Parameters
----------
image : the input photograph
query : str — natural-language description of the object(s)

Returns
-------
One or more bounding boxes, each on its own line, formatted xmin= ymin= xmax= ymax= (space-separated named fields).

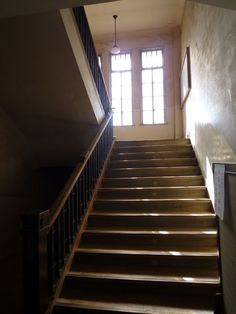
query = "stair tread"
xmin=107 ymin=166 xmax=199 ymax=170
xmin=90 ymin=212 xmax=215 ymax=217
xmin=84 ymin=229 xmax=217 ymax=235
xmin=55 ymin=298 xmax=215 ymax=314
xmin=99 ymin=186 xmax=207 ymax=191
xmin=96 ymin=198 xmax=211 ymax=202
xmin=110 ymin=157 xmax=196 ymax=161
xmin=76 ymin=248 xmax=219 ymax=256
xmin=103 ymin=175 xmax=204 ymax=179
xmin=67 ymin=271 xmax=220 ymax=285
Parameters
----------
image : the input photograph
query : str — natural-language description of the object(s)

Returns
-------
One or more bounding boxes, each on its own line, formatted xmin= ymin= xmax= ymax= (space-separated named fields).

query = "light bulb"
xmin=111 ymin=45 xmax=120 ymax=54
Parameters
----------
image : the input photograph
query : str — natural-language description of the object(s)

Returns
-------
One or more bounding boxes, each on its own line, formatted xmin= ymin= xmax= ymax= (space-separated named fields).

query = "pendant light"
xmin=111 ymin=15 xmax=120 ymax=54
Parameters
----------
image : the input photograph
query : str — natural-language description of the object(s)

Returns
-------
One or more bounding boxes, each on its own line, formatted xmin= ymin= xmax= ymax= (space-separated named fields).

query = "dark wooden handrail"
xmin=73 ymin=6 xmax=110 ymax=114
xmin=49 ymin=112 xmax=112 ymax=228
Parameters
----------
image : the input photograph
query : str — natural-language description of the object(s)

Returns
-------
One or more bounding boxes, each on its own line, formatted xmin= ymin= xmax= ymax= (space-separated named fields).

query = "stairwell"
xmin=52 ymin=139 xmax=220 ymax=313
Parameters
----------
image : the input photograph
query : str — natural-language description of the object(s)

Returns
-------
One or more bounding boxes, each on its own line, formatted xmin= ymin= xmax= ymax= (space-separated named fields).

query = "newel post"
xmin=22 ymin=210 xmax=50 ymax=314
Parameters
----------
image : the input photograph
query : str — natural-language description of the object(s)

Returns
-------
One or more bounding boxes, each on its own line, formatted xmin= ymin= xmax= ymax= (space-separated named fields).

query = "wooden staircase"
xmin=52 ymin=139 xmax=220 ymax=314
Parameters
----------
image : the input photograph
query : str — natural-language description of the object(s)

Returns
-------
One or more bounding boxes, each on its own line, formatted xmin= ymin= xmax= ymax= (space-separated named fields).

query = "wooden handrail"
xmin=49 ymin=112 xmax=112 ymax=229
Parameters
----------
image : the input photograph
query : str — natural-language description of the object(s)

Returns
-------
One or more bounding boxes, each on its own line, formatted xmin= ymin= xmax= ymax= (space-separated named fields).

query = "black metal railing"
xmin=73 ymin=6 xmax=110 ymax=115
xmin=22 ymin=113 xmax=113 ymax=314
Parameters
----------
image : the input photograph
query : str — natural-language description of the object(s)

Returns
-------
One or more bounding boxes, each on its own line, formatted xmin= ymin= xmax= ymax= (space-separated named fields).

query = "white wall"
xmin=181 ymin=2 xmax=236 ymax=313
xmin=95 ymin=28 xmax=183 ymax=141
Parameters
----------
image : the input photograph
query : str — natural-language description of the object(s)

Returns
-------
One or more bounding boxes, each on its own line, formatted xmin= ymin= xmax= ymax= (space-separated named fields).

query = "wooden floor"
xmin=52 ymin=139 xmax=220 ymax=314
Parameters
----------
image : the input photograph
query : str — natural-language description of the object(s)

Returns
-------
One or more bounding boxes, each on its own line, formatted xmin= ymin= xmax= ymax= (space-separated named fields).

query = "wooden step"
xmin=113 ymin=144 xmax=193 ymax=153
xmin=108 ymin=158 xmax=198 ymax=168
xmin=71 ymin=248 xmax=219 ymax=278
xmin=87 ymin=213 xmax=216 ymax=230
xmin=52 ymin=139 xmax=219 ymax=314
xmin=101 ymin=176 xmax=205 ymax=188
xmin=80 ymin=230 xmax=217 ymax=251
xmin=53 ymin=298 xmax=216 ymax=314
xmin=115 ymin=139 xmax=190 ymax=147
xmin=105 ymin=166 xmax=201 ymax=178
xmin=94 ymin=198 xmax=213 ymax=213
xmin=111 ymin=150 xmax=195 ymax=160
xmin=97 ymin=187 xmax=208 ymax=199
xmin=60 ymin=272 xmax=220 ymax=303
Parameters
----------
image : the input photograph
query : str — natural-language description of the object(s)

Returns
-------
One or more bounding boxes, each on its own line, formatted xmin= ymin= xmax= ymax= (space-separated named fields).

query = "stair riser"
xmin=108 ymin=159 xmax=198 ymax=168
xmin=101 ymin=177 xmax=205 ymax=188
xmin=113 ymin=145 xmax=193 ymax=153
xmin=61 ymin=277 xmax=219 ymax=302
xmin=111 ymin=151 xmax=195 ymax=160
xmin=116 ymin=139 xmax=190 ymax=147
xmin=97 ymin=188 xmax=208 ymax=199
xmin=87 ymin=215 xmax=216 ymax=230
xmin=94 ymin=200 xmax=213 ymax=213
xmin=105 ymin=167 xmax=201 ymax=178
xmin=72 ymin=253 xmax=219 ymax=276
xmin=81 ymin=233 xmax=217 ymax=251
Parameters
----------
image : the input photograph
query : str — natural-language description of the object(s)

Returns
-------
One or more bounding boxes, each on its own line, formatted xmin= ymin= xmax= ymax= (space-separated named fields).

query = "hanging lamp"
xmin=111 ymin=15 xmax=120 ymax=54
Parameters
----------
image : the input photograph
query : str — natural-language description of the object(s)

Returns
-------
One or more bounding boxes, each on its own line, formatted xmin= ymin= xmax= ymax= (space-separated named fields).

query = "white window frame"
xmin=110 ymin=51 xmax=133 ymax=127
xmin=141 ymin=48 xmax=166 ymax=125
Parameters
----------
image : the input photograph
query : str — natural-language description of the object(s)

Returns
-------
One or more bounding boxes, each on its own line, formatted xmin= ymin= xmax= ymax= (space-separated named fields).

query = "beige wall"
xmin=181 ymin=2 xmax=236 ymax=313
xmin=94 ymin=28 xmax=183 ymax=141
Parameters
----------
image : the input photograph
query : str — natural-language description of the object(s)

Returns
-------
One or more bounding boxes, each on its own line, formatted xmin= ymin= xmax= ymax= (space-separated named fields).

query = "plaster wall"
xmin=0 ymin=0 xmax=118 ymax=19
xmin=95 ymin=28 xmax=183 ymax=141
xmin=0 ymin=11 xmax=104 ymax=167
xmin=181 ymin=2 xmax=236 ymax=313
xmin=0 ymin=106 xmax=35 ymax=313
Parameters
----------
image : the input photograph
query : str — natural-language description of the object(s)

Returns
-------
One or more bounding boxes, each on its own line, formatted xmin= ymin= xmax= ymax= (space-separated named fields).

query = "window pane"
xmin=113 ymin=111 xmax=122 ymax=126
xmin=112 ymin=84 xmax=121 ymax=99
xmin=112 ymin=99 xmax=121 ymax=111
xmin=122 ymin=99 xmax=132 ymax=111
xmin=143 ymin=111 xmax=153 ymax=124
xmin=112 ymin=72 xmax=121 ymax=87
xmin=156 ymin=50 xmax=163 ymax=67
xmin=154 ymin=110 xmax=165 ymax=124
xmin=121 ymin=72 xmax=132 ymax=99
xmin=154 ymin=97 xmax=164 ymax=110
xmin=143 ymin=97 xmax=152 ymax=111
xmin=122 ymin=111 xmax=132 ymax=126
xmin=153 ymin=69 xmax=163 ymax=83
xmin=142 ymin=50 xmax=163 ymax=68
xmin=142 ymin=70 xmax=152 ymax=83
xmin=112 ymin=73 xmax=121 ymax=99
xmin=142 ymin=84 xmax=152 ymax=97
xmin=111 ymin=52 xmax=132 ymax=126
xmin=153 ymin=83 xmax=163 ymax=97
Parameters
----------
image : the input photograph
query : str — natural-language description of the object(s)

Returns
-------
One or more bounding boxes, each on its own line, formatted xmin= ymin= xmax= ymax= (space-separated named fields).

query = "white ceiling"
xmin=85 ymin=0 xmax=186 ymax=37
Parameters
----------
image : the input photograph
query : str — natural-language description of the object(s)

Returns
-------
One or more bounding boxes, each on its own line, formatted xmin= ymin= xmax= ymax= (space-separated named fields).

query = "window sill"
xmin=139 ymin=122 xmax=168 ymax=126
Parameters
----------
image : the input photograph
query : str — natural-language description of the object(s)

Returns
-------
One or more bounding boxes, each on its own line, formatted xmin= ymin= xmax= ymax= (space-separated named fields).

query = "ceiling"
xmin=85 ymin=0 xmax=186 ymax=38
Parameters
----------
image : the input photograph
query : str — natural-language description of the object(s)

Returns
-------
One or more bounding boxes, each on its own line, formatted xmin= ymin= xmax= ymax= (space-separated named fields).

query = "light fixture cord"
xmin=113 ymin=15 xmax=118 ymax=46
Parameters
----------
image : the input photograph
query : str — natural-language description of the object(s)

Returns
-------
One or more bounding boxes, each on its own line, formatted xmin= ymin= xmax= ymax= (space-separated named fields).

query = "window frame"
xmin=140 ymin=48 xmax=166 ymax=126
xmin=110 ymin=50 xmax=134 ymax=127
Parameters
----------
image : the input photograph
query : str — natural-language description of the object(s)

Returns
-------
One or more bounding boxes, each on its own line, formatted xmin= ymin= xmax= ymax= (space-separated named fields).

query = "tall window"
xmin=111 ymin=52 xmax=132 ymax=126
xmin=141 ymin=49 xmax=165 ymax=124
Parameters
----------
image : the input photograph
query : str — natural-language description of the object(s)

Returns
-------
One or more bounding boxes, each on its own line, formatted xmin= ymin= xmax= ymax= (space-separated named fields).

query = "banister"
xmin=73 ymin=6 xmax=111 ymax=114
xmin=22 ymin=6 xmax=114 ymax=312
xmin=22 ymin=113 xmax=113 ymax=314
xmin=49 ymin=112 xmax=112 ymax=228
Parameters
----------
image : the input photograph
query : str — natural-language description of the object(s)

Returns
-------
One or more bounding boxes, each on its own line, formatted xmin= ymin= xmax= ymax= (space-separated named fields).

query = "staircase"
xmin=52 ymin=139 xmax=220 ymax=314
